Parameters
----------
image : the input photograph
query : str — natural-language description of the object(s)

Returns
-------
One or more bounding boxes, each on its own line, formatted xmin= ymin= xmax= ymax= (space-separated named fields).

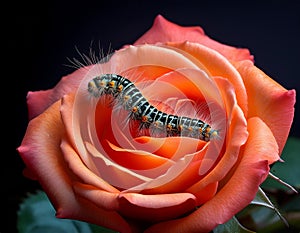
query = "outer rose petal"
xmin=17 ymin=100 xmax=75 ymax=210
xmin=134 ymin=15 xmax=254 ymax=62
xmin=26 ymin=90 xmax=52 ymax=120
xmin=145 ymin=117 xmax=273 ymax=233
xmin=27 ymin=67 xmax=90 ymax=119
xmin=18 ymin=98 xmax=132 ymax=233
xmin=233 ymin=60 xmax=296 ymax=154
xmin=244 ymin=117 xmax=279 ymax=164
xmin=57 ymin=194 xmax=132 ymax=233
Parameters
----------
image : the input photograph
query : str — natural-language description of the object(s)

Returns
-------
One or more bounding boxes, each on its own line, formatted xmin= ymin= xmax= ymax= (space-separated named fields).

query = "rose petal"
xmin=124 ymin=153 xmax=196 ymax=193
xmin=17 ymin=99 xmax=75 ymax=210
xmin=18 ymin=99 xmax=130 ymax=231
xmin=122 ymin=65 xmax=173 ymax=82
xmin=141 ymin=69 xmax=207 ymax=105
xmin=134 ymin=136 xmax=206 ymax=159
xmin=234 ymin=60 xmax=296 ymax=153
xmin=61 ymin=140 xmax=120 ymax=193
xmin=136 ymin=68 xmax=227 ymax=136
xmin=105 ymin=140 xmax=175 ymax=170
xmin=27 ymin=90 xmax=52 ymax=120
xmin=134 ymin=15 xmax=254 ymax=62
xmin=61 ymin=93 xmax=104 ymax=174
xmin=166 ymin=41 xmax=248 ymax=115
xmin=61 ymin=92 xmax=142 ymax=187
xmin=187 ymin=77 xmax=248 ymax=193
xmin=94 ymin=97 xmax=137 ymax=150
xmin=27 ymin=67 xmax=91 ymax=119
xmin=145 ymin=118 xmax=272 ymax=233
xmin=74 ymin=182 xmax=198 ymax=223
xmin=85 ymin=141 xmax=152 ymax=190
xmin=56 ymin=194 xmax=132 ymax=233
xmin=72 ymin=182 xmax=119 ymax=210
xmin=192 ymin=181 xmax=218 ymax=206
xmin=63 ymin=89 xmax=206 ymax=191
xmin=244 ymin=117 xmax=280 ymax=164
xmin=85 ymin=140 xmax=208 ymax=194
xmin=118 ymin=192 xmax=197 ymax=222
xmin=140 ymin=151 xmax=211 ymax=196
xmin=146 ymin=161 xmax=270 ymax=233
xmin=112 ymin=43 xmax=200 ymax=73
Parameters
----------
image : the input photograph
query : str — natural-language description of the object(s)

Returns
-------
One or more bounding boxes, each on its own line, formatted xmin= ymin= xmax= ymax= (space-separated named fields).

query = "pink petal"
xmin=26 ymin=90 xmax=52 ymax=120
xmin=26 ymin=67 xmax=90 ymax=119
xmin=118 ymin=192 xmax=196 ymax=222
xmin=134 ymin=15 xmax=254 ymax=62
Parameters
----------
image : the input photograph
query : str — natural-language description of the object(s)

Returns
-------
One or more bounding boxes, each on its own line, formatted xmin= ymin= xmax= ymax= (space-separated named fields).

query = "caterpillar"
xmin=88 ymin=73 xmax=219 ymax=142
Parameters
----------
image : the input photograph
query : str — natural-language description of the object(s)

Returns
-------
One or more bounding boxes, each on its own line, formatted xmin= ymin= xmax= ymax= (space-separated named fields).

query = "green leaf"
xmin=17 ymin=190 xmax=93 ymax=233
xmin=89 ymin=224 xmax=119 ymax=233
xmin=213 ymin=216 xmax=255 ymax=233
xmin=251 ymin=187 xmax=288 ymax=227
xmin=262 ymin=137 xmax=300 ymax=191
xmin=255 ymin=211 xmax=300 ymax=233
xmin=282 ymin=193 xmax=300 ymax=212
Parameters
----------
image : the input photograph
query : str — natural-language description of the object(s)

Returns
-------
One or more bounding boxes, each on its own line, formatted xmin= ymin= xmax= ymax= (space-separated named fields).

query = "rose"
xmin=17 ymin=15 xmax=295 ymax=233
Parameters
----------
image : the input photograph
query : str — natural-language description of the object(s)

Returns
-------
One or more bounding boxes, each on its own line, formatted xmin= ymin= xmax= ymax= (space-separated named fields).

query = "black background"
xmin=8 ymin=1 xmax=300 ymax=233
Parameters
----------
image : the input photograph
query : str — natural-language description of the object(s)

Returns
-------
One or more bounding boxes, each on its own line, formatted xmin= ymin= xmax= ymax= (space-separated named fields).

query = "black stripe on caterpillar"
xmin=88 ymin=73 xmax=219 ymax=142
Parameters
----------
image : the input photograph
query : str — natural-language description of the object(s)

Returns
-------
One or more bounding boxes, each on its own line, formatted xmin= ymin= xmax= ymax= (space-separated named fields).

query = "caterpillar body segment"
xmin=88 ymin=74 xmax=219 ymax=142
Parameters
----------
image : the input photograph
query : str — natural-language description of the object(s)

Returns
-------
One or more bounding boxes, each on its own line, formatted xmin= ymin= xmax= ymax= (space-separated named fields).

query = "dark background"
xmin=8 ymin=0 xmax=300 ymax=233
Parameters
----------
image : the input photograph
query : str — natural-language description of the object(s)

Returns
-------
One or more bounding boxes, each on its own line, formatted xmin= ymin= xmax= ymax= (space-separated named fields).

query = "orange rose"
xmin=17 ymin=15 xmax=296 ymax=232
